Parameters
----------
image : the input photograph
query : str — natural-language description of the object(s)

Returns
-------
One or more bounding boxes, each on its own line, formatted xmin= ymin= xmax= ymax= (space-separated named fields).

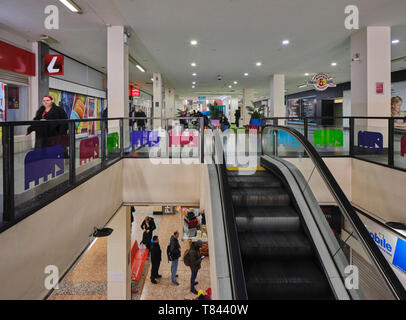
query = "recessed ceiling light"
xmin=151 ymin=78 xmax=154 ymax=81
xmin=233 ymin=81 xmax=238 ymax=84
xmin=191 ymin=62 xmax=197 ymax=67
xmin=282 ymin=40 xmax=290 ymax=45
xmin=305 ymin=73 xmax=309 ymax=76
xmin=244 ymin=73 xmax=249 ymax=76
xmin=256 ymin=62 xmax=262 ymax=67
xmin=192 ymin=81 xmax=196 ymax=85
xmin=190 ymin=40 xmax=198 ymax=46
xmin=59 ymin=0 xmax=82 ymax=13
xmin=192 ymin=73 xmax=197 ymax=76
xmin=192 ymin=85 xmax=196 ymax=88
xmin=392 ymin=39 xmax=400 ymax=44
xmin=331 ymin=62 xmax=337 ymax=66
xmin=228 ymin=85 xmax=232 ymax=88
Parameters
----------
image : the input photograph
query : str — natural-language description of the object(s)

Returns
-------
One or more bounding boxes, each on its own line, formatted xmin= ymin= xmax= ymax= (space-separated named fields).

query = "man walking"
xmin=189 ymin=240 xmax=203 ymax=294
xmin=135 ymin=108 xmax=147 ymax=131
xmin=169 ymin=231 xmax=181 ymax=285
xmin=150 ymin=235 xmax=162 ymax=284
xmin=235 ymin=108 xmax=241 ymax=128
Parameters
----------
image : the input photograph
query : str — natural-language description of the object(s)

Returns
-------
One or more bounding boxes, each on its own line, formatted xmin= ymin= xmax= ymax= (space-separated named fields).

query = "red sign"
xmin=0 ymin=40 xmax=35 ymax=76
xmin=44 ymin=54 xmax=64 ymax=76
xmin=132 ymin=88 xmax=140 ymax=97
xmin=376 ymin=82 xmax=384 ymax=94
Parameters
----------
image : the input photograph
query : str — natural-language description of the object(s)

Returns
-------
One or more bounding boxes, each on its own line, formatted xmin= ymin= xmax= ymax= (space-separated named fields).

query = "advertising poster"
xmin=49 ymin=89 xmax=62 ymax=106
xmin=87 ymin=97 xmax=95 ymax=136
xmin=0 ymin=82 xmax=5 ymax=138
xmin=60 ymin=91 xmax=75 ymax=118
xmin=72 ymin=94 xmax=87 ymax=134
xmin=7 ymin=87 xmax=19 ymax=109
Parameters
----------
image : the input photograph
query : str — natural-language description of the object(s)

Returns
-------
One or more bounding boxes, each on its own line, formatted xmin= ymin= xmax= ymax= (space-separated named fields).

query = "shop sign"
xmin=307 ymin=73 xmax=336 ymax=91
xmin=376 ymin=82 xmax=384 ymax=95
xmin=132 ymin=88 xmax=140 ymax=97
xmin=45 ymin=54 xmax=64 ymax=76
xmin=0 ymin=40 xmax=35 ymax=76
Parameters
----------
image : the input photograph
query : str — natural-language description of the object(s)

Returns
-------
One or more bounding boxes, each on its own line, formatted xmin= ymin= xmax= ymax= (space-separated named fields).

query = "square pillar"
xmin=153 ymin=73 xmax=162 ymax=128
xmin=269 ymin=74 xmax=285 ymax=123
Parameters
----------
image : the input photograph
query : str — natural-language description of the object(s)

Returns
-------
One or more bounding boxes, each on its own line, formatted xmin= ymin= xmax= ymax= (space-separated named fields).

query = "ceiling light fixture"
xmin=59 ymin=0 xmax=82 ymax=13
xmin=192 ymin=85 xmax=196 ymax=88
xmin=192 ymin=81 xmax=196 ymax=85
xmin=282 ymin=40 xmax=290 ymax=45
xmin=192 ymin=73 xmax=197 ymax=76
xmin=233 ymin=81 xmax=238 ymax=84
xmin=331 ymin=62 xmax=337 ymax=66
xmin=244 ymin=73 xmax=249 ymax=76
xmin=190 ymin=40 xmax=198 ymax=46
xmin=191 ymin=62 xmax=197 ymax=67
xmin=305 ymin=73 xmax=309 ymax=76
xmin=136 ymin=65 xmax=146 ymax=73
xmin=298 ymin=84 xmax=307 ymax=88
xmin=228 ymin=85 xmax=232 ymax=88
xmin=256 ymin=62 xmax=262 ymax=67
xmin=392 ymin=39 xmax=400 ymax=44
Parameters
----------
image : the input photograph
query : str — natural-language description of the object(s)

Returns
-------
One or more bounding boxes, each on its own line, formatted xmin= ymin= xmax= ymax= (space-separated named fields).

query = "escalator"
xmin=211 ymin=125 xmax=406 ymax=300
xmin=228 ymin=168 xmax=334 ymax=299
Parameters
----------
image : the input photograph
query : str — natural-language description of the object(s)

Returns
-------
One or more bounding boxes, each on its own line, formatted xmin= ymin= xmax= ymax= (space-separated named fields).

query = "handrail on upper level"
xmin=261 ymin=124 xmax=406 ymax=300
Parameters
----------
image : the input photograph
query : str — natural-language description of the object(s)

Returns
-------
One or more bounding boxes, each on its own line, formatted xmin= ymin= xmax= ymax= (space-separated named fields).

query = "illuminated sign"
xmin=307 ymin=73 xmax=336 ymax=91
xmin=44 ymin=54 xmax=64 ymax=76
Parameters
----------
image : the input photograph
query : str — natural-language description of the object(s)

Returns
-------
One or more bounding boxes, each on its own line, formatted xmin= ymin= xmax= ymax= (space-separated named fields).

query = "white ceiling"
xmin=1 ymin=0 xmax=406 ymax=99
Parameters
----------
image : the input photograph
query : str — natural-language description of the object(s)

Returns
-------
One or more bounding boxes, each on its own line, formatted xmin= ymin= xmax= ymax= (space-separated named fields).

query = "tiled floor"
xmin=49 ymin=237 xmax=107 ymax=300
xmin=131 ymin=208 xmax=211 ymax=301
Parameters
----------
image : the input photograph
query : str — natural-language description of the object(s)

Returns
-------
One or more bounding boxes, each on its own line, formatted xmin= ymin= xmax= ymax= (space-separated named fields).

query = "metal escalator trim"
xmin=262 ymin=124 xmax=406 ymax=300
xmin=261 ymin=155 xmax=351 ymax=300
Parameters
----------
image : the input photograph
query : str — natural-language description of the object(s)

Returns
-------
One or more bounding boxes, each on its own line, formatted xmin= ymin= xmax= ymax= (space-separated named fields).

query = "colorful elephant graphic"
xmin=277 ymin=131 xmax=300 ymax=147
xmin=169 ymin=130 xmax=198 ymax=147
xmin=401 ymin=136 xmax=406 ymax=157
xmin=107 ymin=132 xmax=119 ymax=153
xmin=24 ymin=145 xmax=65 ymax=190
xmin=313 ymin=130 xmax=343 ymax=147
xmin=358 ymin=131 xmax=383 ymax=152
xmin=79 ymin=137 xmax=100 ymax=165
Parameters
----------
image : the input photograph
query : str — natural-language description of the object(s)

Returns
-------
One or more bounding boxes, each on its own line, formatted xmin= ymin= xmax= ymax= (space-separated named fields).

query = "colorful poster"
xmin=60 ymin=91 xmax=74 ymax=118
xmin=87 ymin=97 xmax=95 ymax=135
xmin=49 ymin=89 xmax=61 ymax=106
xmin=0 ymin=82 xmax=5 ymax=122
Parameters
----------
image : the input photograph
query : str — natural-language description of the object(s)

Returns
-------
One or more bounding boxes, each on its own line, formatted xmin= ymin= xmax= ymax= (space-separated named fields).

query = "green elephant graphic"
xmin=313 ymin=130 xmax=343 ymax=147
xmin=107 ymin=132 xmax=119 ymax=153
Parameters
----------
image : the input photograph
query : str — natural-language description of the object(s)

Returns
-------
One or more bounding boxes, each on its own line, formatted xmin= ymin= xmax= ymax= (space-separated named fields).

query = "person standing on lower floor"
xmin=150 ymin=236 xmax=162 ymax=284
xmin=169 ymin=231 xmax=181 ymax=285
xmin=189 ymin=240 xmax=203 ymax=294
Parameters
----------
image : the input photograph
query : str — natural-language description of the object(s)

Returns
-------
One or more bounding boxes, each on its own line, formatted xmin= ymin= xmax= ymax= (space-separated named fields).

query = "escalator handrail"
xmin=262 ymin=124 xmax=406 ymax=300
xmin=213 ymin=130 xmax=248 ymax=300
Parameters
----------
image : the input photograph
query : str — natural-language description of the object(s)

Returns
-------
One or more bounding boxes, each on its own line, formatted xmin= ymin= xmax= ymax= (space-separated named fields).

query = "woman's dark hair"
xmin=152 ymin=235 xmax=158 ymax=241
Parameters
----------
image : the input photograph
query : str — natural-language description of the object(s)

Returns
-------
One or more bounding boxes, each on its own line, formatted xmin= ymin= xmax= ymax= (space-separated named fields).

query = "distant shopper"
xmin=27 ymin=95 xmax=69 ymax=150
xmin=169 ymin=231 xmax=181 ymax=285
xmin=129 ymin=106 xmax=136 ymax=131
xmin=235 ymin=108 xmax=241 ymax=128
xmin=141 ymin=216 xmax=156 ymax=250
xmin=150 ymin=236 xmax=162 ymax=284
xmin=188 ymin=240 xmax=204 ymax=294
xmin=135 ymin=108 xmax=147 ymax=131
xmin=180 ymin=110 xmax=188 ymax=129
xmin=220 ymin=114 xmax=230 ymax=131
xmin=391 ymin=96 xmax=406 ymax=129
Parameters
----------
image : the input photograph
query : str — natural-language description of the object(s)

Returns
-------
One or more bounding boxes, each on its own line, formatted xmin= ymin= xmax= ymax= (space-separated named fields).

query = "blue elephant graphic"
xmin=130 ymin=131 xmax=160 ymax=148
xmin=277 ymin=131 xmax=300 ymax=147
xmin=24 ymin=145 xmax=65 ymax=190
xmin=358 ymin=131 xmax=383 ymax=152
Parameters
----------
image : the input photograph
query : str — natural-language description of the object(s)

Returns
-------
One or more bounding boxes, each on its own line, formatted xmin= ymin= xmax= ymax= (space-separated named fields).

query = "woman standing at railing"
xmin=391 ymin=96 xmax=406 ymax=129
xmin=26 ymin=95 xmax=69 ymax=150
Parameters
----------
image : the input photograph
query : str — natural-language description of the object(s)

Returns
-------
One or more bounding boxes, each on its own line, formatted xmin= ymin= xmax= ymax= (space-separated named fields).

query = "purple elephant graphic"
xmin=358 ymin=131 xmax=383 ymax=152
xmin=24 ymin=145 xmax=65 ymax=190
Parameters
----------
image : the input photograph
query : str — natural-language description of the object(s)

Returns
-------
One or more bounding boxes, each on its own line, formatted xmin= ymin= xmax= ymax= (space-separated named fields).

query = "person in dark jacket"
xmin=220 ymin=114 xmax=230 ymax=131
xmin=150 ymin=235 xmax=162 ymax=284
xmin=141 ymin=216 xmax=156 ymax=250
xmin=169 ymin=231 xmax=181 ymax=285
xmin=27 ymin=95 xmax=68 ymax=150
xmin=189 ymin=240 xmax=203 ymax=294
xmin=135 ymin=108 xmax=147 ymax=131
xmin=234 ymin=108 xmax=241 ymax=128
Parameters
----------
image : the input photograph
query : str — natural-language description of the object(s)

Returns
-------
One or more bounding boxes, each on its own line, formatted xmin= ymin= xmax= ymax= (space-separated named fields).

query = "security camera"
xmin=217 ymin=75 xmax=223 ymax=81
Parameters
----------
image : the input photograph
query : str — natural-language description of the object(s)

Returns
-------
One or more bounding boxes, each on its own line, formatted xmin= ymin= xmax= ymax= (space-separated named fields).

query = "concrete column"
xmin=242 ymin=88 xmax=254 ymax=126
xmin=269 ymin=74 xmax=285 ymax=123
xmin=107 ymin=26 xmax=129 ymax=119
xmin=165 ymin=88 xmax=175 ymax=119
xmin=153 ymin=73 xmax=162 ymax=127
xmin=351 ymin=26 xmax=391 ymax=128
xmin=107 ymin=206 xmax=131 ymax=300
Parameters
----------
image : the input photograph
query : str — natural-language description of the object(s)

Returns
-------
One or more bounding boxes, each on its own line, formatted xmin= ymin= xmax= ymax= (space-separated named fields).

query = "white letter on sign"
xmin=345 ymin=5 xmax=359 ymax=30
xmin=44 ymin=5 xmax=59 ymax=30
xmin=44 ymin=265 xmax=59 ymax=290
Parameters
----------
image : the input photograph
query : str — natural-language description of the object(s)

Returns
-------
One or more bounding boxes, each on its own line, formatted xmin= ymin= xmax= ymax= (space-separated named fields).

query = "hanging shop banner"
xmin=359 ymin=214 xmax=406 ymax=288
xmin=0 ymin=40 xmax=35 ymax=76
xmin=44 ymin=54 xmax=64 ymax=76
xmin=132 ymin=88 xmax=140 ymax=97
xmin=307 ymin=73 xmax=336 ymax=91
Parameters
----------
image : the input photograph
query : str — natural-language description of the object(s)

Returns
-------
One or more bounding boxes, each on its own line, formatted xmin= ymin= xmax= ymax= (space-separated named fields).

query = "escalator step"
xmin=232 ymin=188 xmax=291 ymax=207
xmin=244 ymin=260 xmax=333 ymax=300
xmin=228 ymin=174 xmax=282 ymax=188
xmin=238 ymin=232 xmax=314 ymax=260
xmin=235 ymin=206 xmax=300 ymax=232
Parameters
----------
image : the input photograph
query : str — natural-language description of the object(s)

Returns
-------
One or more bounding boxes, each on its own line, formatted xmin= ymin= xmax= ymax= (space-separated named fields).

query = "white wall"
xmin=122 ymin=159 xmax=201 ymax=205
xmin=0 ymin=162 xmax=123 ymax=299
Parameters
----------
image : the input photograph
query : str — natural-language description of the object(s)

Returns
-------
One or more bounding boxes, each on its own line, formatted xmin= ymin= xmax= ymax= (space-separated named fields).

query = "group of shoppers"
xmin=129 ymin=106 xmax=147 ymax=131
xmin=145 ymin=225 xmax=204 ymax=294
